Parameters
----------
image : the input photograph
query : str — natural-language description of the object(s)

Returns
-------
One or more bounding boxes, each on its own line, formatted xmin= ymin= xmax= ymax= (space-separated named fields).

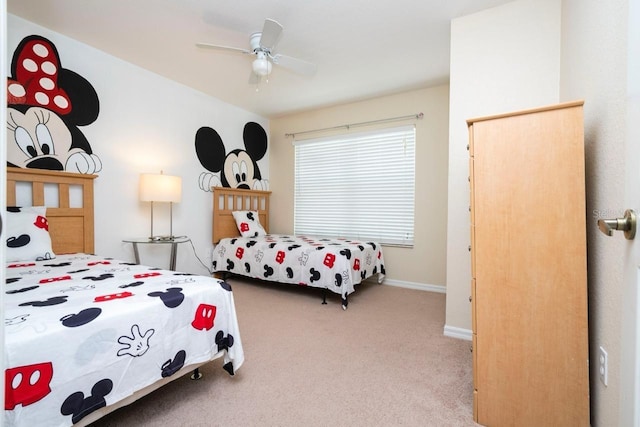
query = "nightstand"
xmin=123 ymin=237 xmax=190 ymax=271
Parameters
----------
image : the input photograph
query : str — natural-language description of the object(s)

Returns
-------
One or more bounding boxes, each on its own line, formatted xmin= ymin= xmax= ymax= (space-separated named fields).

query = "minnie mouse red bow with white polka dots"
xmin=7 ymin=37 xmax=72 ymax=115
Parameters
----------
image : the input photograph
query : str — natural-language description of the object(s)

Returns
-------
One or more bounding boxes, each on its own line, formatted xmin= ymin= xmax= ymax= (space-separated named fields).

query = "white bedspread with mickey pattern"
xmin=4 ymin=254 xmax=244 ymax=427
xmin=212 ymin=234 xmax=386 ymax=306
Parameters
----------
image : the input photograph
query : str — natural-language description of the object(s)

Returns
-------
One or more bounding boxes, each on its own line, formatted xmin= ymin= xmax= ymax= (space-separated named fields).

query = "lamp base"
xmin=149 ymin=235 xmax=176 ymax=241
xmin=148 ymin=235 xmax=186 ymax=242
xmin=148 ymin=201 xmax=181 ymax=242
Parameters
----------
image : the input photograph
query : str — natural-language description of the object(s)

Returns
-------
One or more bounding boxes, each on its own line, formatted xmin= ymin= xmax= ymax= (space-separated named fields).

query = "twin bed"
xmin=4 ymin=167 xmax=244 ymax=427
xmin=3 ymin=168 xmax=386 ymax=426
xmin=210 ymin=187 xmax=386 ymax=309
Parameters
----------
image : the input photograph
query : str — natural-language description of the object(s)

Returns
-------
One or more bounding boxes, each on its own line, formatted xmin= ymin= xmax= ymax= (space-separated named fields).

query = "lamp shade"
xmin=139 ymin=173 xmax=182 ymax=203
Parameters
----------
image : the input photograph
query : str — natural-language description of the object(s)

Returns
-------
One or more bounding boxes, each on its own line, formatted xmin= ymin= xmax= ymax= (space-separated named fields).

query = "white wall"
xmin=561 ymin=0 xmax=630 ymax=425
xmin=270 ymin=86 xmax=450 ymax=289
xmin=450 ymin=1 xmax=635 ymax=423
xmin=445 ymin=0 xmax=562 ymax=336
xmin=7 ymin=15 xmax=269 ymax=274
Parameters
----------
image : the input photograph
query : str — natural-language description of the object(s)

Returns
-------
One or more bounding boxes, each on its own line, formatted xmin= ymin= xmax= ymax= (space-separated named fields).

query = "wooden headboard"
xmin=6 ymin=167 xmax=97 ymax=254
xmin=212 ymin=187 xmax=271 ymax=243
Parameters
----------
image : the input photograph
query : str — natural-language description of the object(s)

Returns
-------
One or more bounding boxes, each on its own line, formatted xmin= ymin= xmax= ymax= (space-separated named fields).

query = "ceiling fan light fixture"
xmin=197 ymin=18 xmax=316 ymax=83
xmin=252 ymin=55 xmax=272 ymax=76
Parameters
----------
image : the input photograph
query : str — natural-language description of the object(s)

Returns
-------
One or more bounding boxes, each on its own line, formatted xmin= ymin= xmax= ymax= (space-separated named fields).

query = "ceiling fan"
xmin=196 ymin=18 xmax=317 ymax=84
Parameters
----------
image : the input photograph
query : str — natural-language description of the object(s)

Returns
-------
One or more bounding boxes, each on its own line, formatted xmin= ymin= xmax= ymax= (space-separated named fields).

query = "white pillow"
xmin=6 ymin=206 xmax=56 ymax=262
xmin=232 ymin=210 xmax=266 ymax=238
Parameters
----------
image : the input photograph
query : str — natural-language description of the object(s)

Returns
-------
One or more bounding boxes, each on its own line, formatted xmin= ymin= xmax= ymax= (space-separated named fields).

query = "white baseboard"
xmin=369 ymin=279 xmax=471 ymax=341
xmin=443 ymin=325 xmax=473 ymax=341
xmin=380 ymin=278 xmax=446 ymax=294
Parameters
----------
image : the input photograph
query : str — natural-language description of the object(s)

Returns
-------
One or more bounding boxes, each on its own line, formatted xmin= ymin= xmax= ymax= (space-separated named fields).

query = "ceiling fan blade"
xmin=259 ymin=19 xmax=283 ymax=50
xmin=196 ymin=42 xmax=251 ymax=55
xmin=272 ymin=54 xmax=317 ymax=76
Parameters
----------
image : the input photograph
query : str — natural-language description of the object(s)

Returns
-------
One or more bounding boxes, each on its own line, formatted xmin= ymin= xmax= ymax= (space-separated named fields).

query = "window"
xmin=294 ymin=125 xmax=415 ymax=246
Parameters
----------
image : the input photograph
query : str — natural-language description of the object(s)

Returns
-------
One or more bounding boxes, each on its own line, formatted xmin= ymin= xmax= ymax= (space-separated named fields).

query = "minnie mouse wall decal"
xmin=7 ymin=35 xmax=102 ymax=174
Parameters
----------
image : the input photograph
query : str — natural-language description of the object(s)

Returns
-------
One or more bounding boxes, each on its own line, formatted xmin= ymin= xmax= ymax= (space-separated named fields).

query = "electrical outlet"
xmin=599 ymin=346 xmax=608 ymax=386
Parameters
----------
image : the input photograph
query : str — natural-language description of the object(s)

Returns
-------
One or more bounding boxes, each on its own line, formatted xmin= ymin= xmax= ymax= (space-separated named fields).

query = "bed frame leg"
xmin=190 ymin=368 xmax=203 ymax=380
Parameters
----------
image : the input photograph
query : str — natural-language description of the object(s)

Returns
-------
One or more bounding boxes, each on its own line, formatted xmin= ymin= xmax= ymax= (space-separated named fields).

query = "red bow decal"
xmin=7 ymin=37 xmax=71 ymax=115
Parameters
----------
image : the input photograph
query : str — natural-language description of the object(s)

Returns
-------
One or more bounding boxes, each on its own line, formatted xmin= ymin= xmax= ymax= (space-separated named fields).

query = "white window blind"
xmin=294 ymin=125 xmax=415 ymax=246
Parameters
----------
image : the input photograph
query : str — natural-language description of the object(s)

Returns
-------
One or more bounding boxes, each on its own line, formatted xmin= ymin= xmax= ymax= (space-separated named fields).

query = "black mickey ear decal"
xmin=243 ymin=122 xmax=268 ymax=161
xmin=20 ymin=296 xmax=69 ymax=307
xmin=61 ymin=378 xmax=113 ymax=424
xmin=223 ymin=361 xmax=235 ymax=376
xmin=119 ymin=281 xmax=145 ymax=289
xmin=7 ymin=234 xmax=31 ymax=248
xmin=44 ymin=262 xmax=72 ymax=267
xmin=195 ymin=126 xmax=227 ymax=173
xmin=339 ymin=249 xmax=352 ymax=259
xmin=147 ymin=287 xmax=185 ymax=308
xmin=161 ymin=350 xmax=186 ymax=378
xmin=60 ymin=307 xmax=102 ymax=327
xmin=6 ymin=285 xmax=38 ymax=294
xmin=82 ymin=273 xmax=114 ymax=281
xmin=309 ymin=268 xmax=321 ymax=283
xmin=263 ymin=264 xmax=274 ymax=278
xmin=215 ymin=330 xmax=235 ymax=352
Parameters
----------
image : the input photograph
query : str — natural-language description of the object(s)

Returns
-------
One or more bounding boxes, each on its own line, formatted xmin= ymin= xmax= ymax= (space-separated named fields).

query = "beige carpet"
xmin=90 ymin=278 xmax=480 ymax=427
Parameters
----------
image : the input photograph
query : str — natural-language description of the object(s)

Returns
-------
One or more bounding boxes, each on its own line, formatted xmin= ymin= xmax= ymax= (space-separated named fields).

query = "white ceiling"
xmin=7 ymin=0 xmax=512 ymax=118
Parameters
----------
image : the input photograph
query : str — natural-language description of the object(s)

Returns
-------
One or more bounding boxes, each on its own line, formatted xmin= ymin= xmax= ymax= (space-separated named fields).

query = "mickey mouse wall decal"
xmin=6 ymin=35 xmax=102 ymax=174
xmin=195 ymin=121 xmax=269 ymax=191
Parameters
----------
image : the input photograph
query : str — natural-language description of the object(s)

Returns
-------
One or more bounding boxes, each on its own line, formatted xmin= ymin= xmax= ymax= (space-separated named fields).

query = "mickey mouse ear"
xmin=60 ymin=378 xmax=113 ymax=424
xmin=243 ymin=122 xmax=268 ymax=160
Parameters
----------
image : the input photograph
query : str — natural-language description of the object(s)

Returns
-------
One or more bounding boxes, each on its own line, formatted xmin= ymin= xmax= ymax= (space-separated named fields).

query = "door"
xmin=620 ymin=0 xmax=640 ymax=424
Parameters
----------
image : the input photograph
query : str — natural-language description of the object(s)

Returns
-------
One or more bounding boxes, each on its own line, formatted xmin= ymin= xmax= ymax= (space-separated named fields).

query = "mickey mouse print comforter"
xmin=4 ymin=254 xmax=244 ymax=427
xmin=212 ymin=234 xmax=386 ymax=308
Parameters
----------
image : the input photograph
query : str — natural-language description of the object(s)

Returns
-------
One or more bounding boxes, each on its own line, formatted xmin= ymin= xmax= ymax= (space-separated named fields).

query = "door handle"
xmin=597 ymin=209 xmax=637 ymax=240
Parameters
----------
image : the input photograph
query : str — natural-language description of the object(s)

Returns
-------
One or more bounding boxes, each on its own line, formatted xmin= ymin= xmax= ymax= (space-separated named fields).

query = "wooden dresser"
xmin=468 ymin=101 xmax=590 ymax=426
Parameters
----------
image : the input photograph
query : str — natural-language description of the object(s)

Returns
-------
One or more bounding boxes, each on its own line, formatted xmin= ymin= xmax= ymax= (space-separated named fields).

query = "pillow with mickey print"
xmin=6 ymin=206 xmax=56 ymax=262
xmin=232 ymin=210 xmax=266 ymax=238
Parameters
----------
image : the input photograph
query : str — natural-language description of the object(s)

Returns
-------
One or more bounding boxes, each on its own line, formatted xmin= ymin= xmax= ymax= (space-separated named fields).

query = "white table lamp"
xmin=139 ymin=172 xmax=182 ymax=240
